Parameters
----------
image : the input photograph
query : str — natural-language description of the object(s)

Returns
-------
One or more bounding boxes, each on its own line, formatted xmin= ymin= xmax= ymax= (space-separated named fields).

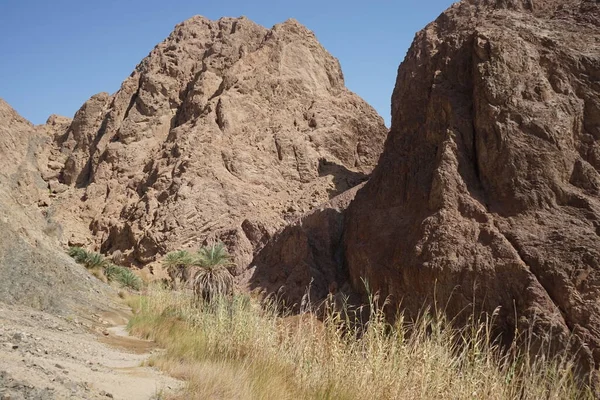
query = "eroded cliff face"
xmin=0 ymin=99 xmax=112 ymax=313
xmin=47 ymin=16 xmax=387 ymax=268
xmin=343 ymin=0 xmax=600 ymax=371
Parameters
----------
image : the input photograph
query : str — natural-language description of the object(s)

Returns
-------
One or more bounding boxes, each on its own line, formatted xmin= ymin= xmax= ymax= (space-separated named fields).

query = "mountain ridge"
xmin=16 ymin=15 xmax=388 ymax=273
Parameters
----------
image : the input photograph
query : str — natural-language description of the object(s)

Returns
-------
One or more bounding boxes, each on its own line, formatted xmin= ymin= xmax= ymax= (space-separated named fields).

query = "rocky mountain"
xmin=344 ymin=0 xmax=600 ymax=372
xmin=5 ymin=2 xmax=600 ymax=396
xmin=43 ymin=16 xmax=387 ymax=270
xmin=252 ymin=0 xmax=600 ymax=376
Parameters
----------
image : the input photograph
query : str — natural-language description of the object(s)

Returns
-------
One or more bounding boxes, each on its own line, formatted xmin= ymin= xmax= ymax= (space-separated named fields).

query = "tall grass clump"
xmin=127 ymin=285 xmax=593 ymax=400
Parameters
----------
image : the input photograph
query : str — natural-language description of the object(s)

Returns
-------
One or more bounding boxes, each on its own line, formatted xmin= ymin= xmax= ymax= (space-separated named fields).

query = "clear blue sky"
xmin=0 ymin=0 xmax=454 ymax=126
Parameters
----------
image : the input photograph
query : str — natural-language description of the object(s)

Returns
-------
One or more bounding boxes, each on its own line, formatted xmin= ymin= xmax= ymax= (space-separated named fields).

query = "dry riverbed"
xmin=0 ymin=303 xmax=182 ymax=400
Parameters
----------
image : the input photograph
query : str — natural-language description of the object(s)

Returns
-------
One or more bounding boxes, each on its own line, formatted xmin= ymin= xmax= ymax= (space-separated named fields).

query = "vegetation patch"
xmin=162 ymin=242 xmax=235 ymax=302
xmin=126 ymin=285 xmax=593 ymax=400
xmin=68 ymin=247 xmax=142 ymax=290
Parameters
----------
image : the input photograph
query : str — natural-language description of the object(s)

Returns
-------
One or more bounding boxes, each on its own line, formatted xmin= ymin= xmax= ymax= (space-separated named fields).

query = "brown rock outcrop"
xmin=50 ymin=16 xmax=387 ymax=267
xmin=343 ymin=0 xmax=600 ymax=373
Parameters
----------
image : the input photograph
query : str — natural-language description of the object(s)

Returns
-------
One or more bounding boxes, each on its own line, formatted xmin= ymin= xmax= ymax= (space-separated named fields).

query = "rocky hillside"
xmin=343 ymin=0 xmax=600 ymax=372
xmin=0 ymin=99 xmax=113 ymax=314
xmin=249 ymin=183 xmax=364 ymax=307
xmin=42 ymin=16 xmax=387 ymax=269
xmin=252 ymin=0 xmax=600 ymax=376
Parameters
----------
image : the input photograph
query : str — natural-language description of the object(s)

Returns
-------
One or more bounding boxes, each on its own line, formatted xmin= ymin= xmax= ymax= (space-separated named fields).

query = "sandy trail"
xmin=0 ymin=303 xmax=182 ymax=400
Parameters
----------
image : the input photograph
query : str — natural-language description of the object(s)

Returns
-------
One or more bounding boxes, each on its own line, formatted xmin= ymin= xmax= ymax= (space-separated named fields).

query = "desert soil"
xmin=0 ymin=303 xmax=182 ymax=400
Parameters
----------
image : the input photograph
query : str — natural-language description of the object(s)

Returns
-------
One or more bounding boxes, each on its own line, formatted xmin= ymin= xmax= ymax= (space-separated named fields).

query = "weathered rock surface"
xmin=0 ymin=99 xmax=113 ymax=314
xmin=50 ymin=16 xmax=387 ymax=268
xmin=343 ymin=0 xmax=600 ymax=373
xmin=249 ymin=184 xmax=364 ymax=308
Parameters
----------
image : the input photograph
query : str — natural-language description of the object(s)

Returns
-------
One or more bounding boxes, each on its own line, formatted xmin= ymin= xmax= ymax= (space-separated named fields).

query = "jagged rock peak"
xmin=449 ymin=0 xmax=595 ymax=17
xmin=45 ymin=114 xmax=71 ymax=126
xmin=46 ymin=15 xmax=387 ymax=271
xmin=0 ymin=98 xmax=32 ymax=127
xmin=269 ymin=18 xmax=320 ymax=41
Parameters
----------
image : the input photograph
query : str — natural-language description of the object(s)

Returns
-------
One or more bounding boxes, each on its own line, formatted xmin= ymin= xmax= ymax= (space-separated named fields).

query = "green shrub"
xmin=104 ymin=262 xmax=142 ymax=290
xmin=67 ymin=247 xmax=142 ymax=291
xmin=117 ymin=268 xmax=143 ymax=291
xmin=68 ymin=247 xmax=107 ymax=269
xmin=104 ymin=263 xmax=123 ymax=280
xmin=163 ymin=250 xmax=195 ymax=289
xmin=164 ymin=250 xmax=195 ymax=268
xmin=83 ymin=252 xmax=108 ymax=270
xmin=67 ymin=246 xmax=88 ymax=264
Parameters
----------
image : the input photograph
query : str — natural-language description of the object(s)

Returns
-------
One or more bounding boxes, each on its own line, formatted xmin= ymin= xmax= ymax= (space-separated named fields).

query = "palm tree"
xmin=192 ymin=242 xmax=235 ymax=304
xmin=163 ymin=250 xmax=194 ymax=290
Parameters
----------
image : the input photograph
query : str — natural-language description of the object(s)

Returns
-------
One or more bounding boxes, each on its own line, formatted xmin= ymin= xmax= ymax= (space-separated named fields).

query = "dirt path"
xmin=0 ymin=303 xmax=182 ymax=399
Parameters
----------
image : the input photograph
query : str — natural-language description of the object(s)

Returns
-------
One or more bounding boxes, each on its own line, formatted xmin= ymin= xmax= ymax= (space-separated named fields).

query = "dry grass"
xmin=127 ymin=285 xmax=593 ymax=400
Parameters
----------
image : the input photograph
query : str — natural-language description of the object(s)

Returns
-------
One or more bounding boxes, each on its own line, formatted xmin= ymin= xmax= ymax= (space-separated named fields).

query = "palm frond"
xmin=195 ymin=242 xmax=233 ymax=269
xmin=117 ymin=269 xmax=143 ymax=290
xmin=83 ymin=252 xmax=108 ymax=269
xmin=192 ymin=243 xmax=235 ymax=303
xmin=104 ymin=263 xmax=123 ymax=280
xmin=104 ymin=263 xmax=142 ymax=290
xmin=163 ymin=250 xmax=194 ymax=268
xmin=163 ymin=250 xmax=195 ymax=288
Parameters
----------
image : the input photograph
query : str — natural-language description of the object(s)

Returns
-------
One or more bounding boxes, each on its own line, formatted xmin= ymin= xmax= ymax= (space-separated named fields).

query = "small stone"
xmin=55 ymin=363 xmax=65 ymax=369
